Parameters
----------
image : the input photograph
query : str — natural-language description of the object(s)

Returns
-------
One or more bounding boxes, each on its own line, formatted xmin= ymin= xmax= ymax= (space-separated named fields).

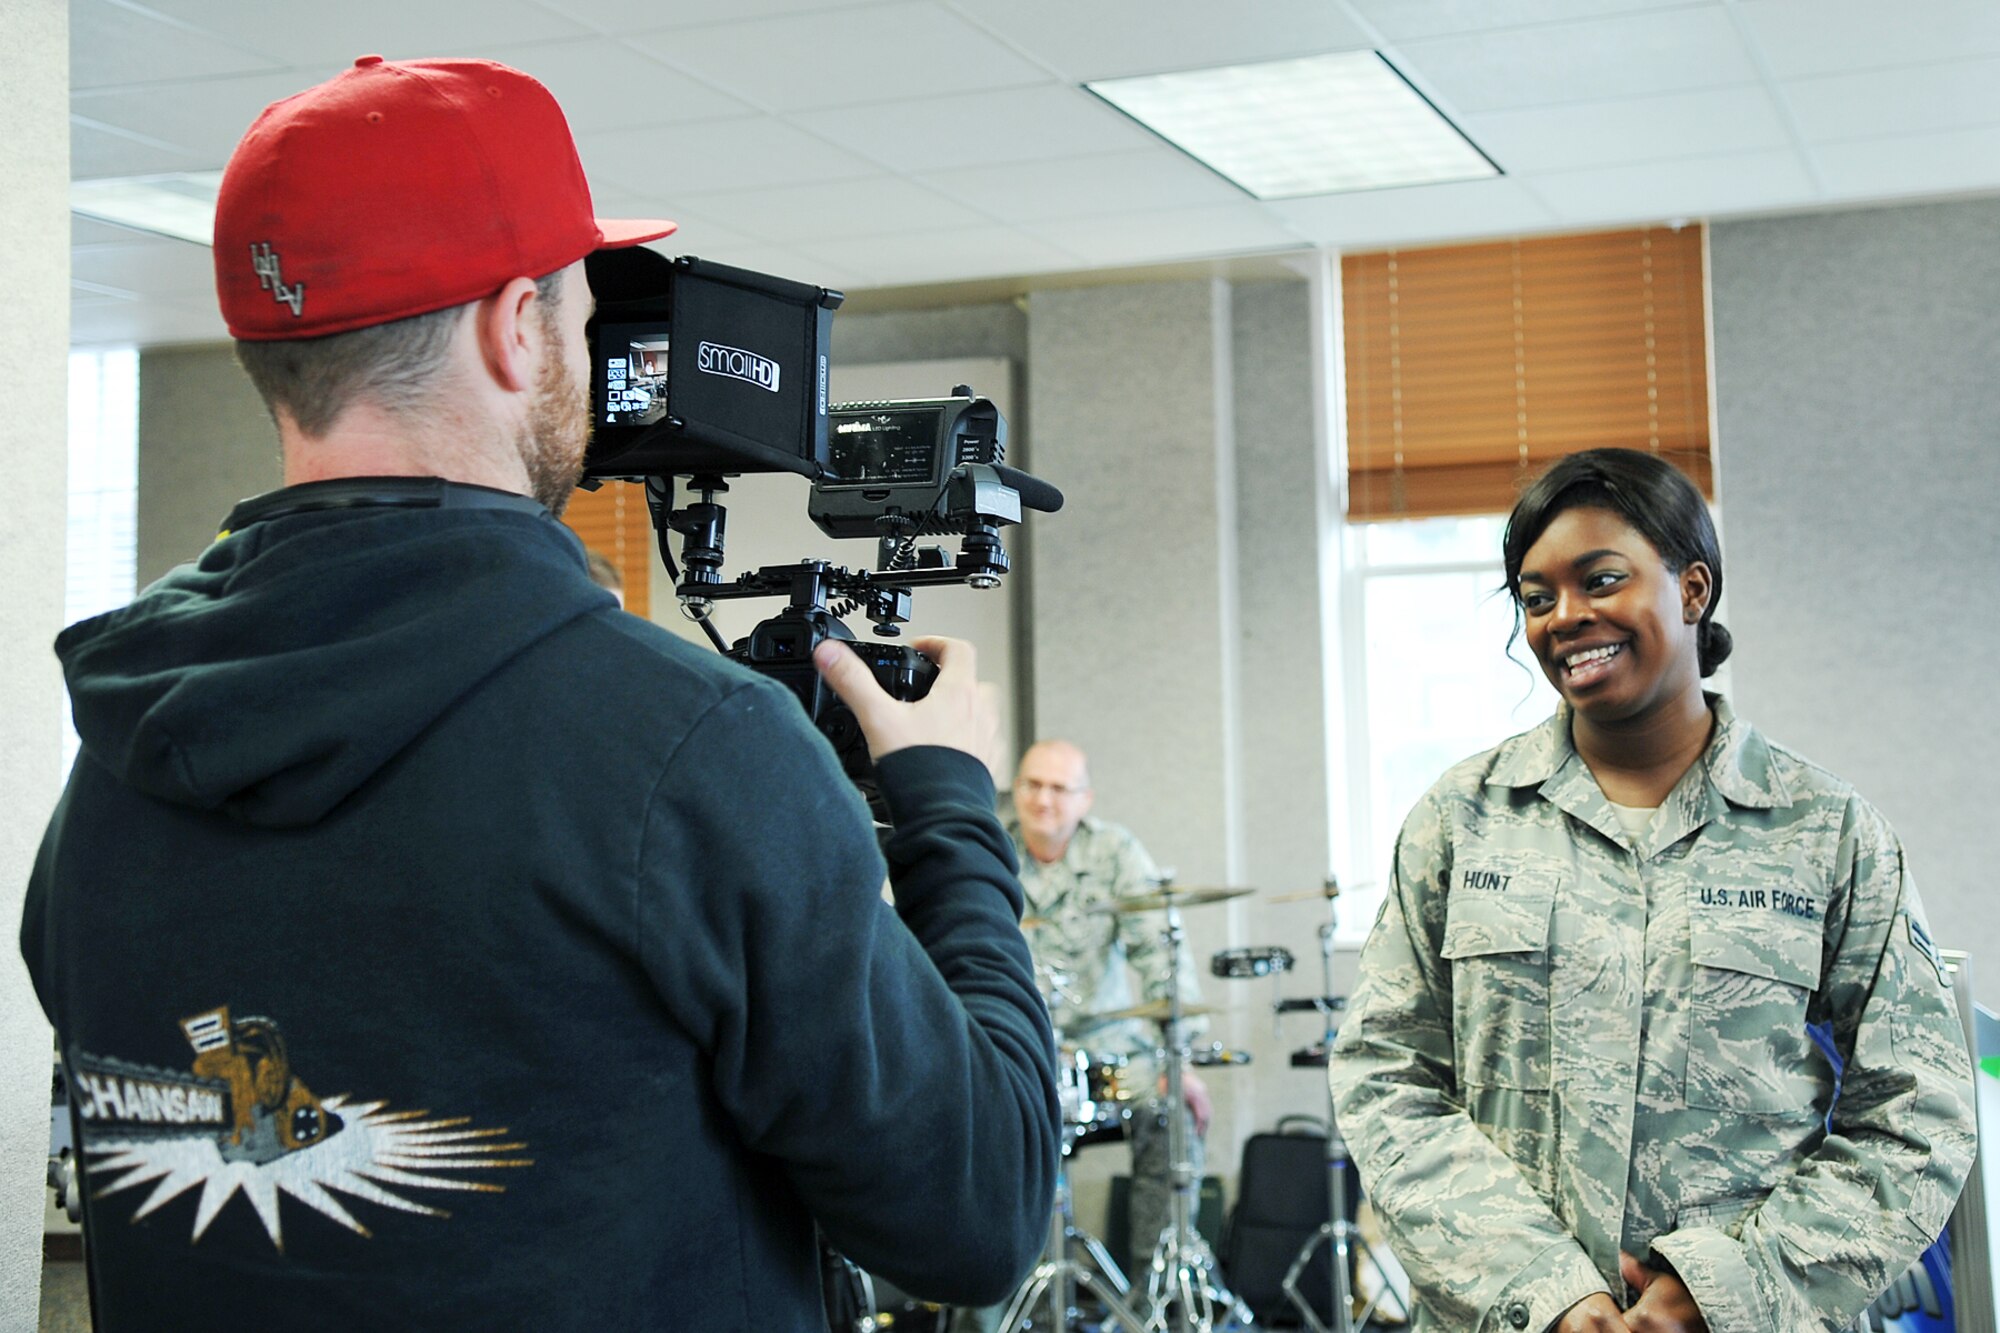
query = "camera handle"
xmin=631 ymin=471 xmax=1013 ymax=824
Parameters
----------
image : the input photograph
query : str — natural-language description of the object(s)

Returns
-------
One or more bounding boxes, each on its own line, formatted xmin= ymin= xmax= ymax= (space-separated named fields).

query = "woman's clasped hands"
xmin=1551 ymin=1253 xmax=1706 ymax=1333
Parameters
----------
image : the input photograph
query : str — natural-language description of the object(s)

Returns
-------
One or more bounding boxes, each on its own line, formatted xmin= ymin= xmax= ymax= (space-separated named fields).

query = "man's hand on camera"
xmin=814 ymin=635 xmax=997 ymax=762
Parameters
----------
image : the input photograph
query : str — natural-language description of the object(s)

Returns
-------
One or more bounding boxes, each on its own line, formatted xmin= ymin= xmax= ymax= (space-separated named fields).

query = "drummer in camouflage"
xmin=1329 ymin=450 xmax=1975 ymax=1333
xmin=1007 ymin=739 xmax=1211 ymax=1279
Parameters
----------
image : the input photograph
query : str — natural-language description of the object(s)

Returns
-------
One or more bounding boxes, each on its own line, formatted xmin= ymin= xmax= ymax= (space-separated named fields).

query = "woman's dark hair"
xmin=1501 ymin=448 xmax=1733 ymax=677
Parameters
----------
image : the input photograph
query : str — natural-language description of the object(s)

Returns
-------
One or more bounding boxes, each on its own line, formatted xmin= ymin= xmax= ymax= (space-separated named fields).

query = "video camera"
xmin=582 ymin=247 xmax=1061 ymax=817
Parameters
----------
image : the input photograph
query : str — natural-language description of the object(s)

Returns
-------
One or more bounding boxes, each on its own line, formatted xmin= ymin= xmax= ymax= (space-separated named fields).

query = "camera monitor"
xmin=583 ymin=247 xmax=843 ymax=481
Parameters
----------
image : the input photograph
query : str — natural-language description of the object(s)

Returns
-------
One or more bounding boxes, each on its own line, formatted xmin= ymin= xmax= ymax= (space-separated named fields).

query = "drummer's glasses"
xmin=1016 ymin=779 xmax=1089 ymax=799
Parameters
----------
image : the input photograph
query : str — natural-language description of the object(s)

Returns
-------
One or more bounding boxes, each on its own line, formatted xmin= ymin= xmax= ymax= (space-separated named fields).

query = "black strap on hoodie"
xmin=220 ymin=477 xmax=550 ymax=537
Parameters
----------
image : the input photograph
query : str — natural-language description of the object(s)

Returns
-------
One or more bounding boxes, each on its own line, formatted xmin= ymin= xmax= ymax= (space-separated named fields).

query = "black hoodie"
xmin=23 ymin=481 xmax=1058 ymax=1331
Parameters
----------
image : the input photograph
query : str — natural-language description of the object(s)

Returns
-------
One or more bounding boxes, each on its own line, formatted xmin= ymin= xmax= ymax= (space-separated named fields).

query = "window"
xmin=1328 ymin=225 xmax=1718 ymax=939
xmin=1337 ymin=514 xmax=1557 ymax=941
xmin=561 ymin=480 xmax=652 ymax=613
xmin=65 ymin=348 xmax=140 ymax=776
xmin=1342 ymin=226 xmax=1711 ymax=521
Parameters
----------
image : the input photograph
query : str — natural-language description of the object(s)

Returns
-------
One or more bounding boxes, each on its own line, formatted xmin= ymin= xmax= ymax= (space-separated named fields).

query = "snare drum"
xmin=1056 ymin=1044 xmax=1131 ymax=1144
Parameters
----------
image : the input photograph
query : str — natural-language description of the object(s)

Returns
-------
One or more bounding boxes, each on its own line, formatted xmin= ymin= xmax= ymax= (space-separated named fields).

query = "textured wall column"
xmin=1710 ymin=199 xmax=2000 ymax=1005
xmin=0 ymin=0 xmax=69 ymax=1318
xmin=1230 ymin=280 xmax=1333 ymax=914
xmin=137 ymin=345 xmax=280 ymax=585
xmin=1027 ymin=279 xmax=1342 ymax=1213
xmin=1026 ymin=282 xmax=1236 ymax=1232
xmin=1214 ymin=278 xmax=1347 ymax=1173
xmin=1026 ymin=281 xmax=1234 ymax=886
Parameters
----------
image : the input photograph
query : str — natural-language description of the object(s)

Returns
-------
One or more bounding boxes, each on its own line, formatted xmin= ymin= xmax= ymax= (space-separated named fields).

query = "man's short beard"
xmin=518 ymin=306 xmax=591 ymax=518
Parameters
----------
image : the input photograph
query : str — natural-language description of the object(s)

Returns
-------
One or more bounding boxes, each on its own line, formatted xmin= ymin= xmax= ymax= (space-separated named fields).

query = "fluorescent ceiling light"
xmin=1087 ymin=51 xmax=1497 ymax=200
xmin=71 ymin=171 xmax=224 ymax=245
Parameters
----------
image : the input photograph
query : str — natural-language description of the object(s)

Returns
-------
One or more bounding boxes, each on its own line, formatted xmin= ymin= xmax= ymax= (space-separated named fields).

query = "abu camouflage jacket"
xmin=1004 ymin=815 xmax=1206 ymax=1061
xmin=1329 ymin=696 xmax=1975 ymax=1333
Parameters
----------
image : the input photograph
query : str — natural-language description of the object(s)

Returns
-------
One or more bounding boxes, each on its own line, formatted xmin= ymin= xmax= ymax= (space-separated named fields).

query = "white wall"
xmin=0 ymin=0 xmax=69 ymax=1320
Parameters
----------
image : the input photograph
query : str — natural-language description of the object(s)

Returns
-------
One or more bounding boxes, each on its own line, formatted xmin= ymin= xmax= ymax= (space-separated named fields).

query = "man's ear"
xmin=472 ymin=276 xmax=545 ymax=395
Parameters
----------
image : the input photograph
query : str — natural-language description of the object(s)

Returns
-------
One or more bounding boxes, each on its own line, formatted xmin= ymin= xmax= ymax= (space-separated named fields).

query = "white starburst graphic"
xmin=87 ymin=1095 xmax=531 ymax=1250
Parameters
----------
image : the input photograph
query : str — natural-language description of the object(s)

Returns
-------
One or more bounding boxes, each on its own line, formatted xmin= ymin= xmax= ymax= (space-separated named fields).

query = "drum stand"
xmin=998 ymin=1126 xmax=1147 ymax=1333
xmin=1278 ymin=884 xmax=1403 ymax=1333
xmin=1137 ymin=894 xmax=1253 ymax=1333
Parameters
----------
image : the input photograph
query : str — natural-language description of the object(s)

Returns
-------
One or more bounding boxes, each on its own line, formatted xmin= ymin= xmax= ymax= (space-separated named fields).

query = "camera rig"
xmin=582 ymin=248 xmax=1061 ymax=817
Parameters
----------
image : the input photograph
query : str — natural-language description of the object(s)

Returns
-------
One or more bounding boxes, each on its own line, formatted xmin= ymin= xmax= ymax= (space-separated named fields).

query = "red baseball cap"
xmin=215 ymin=55 xmax=675 ymax=340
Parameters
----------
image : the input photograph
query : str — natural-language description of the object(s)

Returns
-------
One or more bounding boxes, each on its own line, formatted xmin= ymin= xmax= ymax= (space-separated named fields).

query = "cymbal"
xmin=1082 ymin=999 xmax=1217 ymax=1025
xmin=1088 ymin=886 xmax=1254 ymax=914
xmin=1021 ymin=915 xmax=1049 ymax=929
xmin=1268 ymin=879 xmax=1374 ymax=904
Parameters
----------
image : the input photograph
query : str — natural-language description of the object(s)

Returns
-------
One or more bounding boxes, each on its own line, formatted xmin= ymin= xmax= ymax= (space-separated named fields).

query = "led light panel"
xmin=1088 ymin=51 xmax=1497 ymax=199
xmin=71 ymin=172 xmax=225 ymax=245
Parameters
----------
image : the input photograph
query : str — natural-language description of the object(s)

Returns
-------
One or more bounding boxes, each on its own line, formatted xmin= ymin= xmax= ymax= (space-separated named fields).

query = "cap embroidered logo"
xmin=248 ymin=243 xmax=305 ymax=317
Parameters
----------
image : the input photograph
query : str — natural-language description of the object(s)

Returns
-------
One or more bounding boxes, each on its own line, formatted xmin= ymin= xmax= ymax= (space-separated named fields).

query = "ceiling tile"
xmin=798 ymin=84 xmax=1157 ymax=174
xmin=71 ymin=0 xmax=286 ymax=91
xmin=72 ymin=237 xmax=219 ymax=300
xmin=73 ymin=214 xmax=162 ymax=248
xmin=1026 ymin=202 xmax=1306 ymax=268
xmin=538 ymin=0 xmax=875 ymax=29
xmin=582 ymin=193 xmax=768 ymax=256
xmin=70 ymin=119 xmax=210 ymax=180
xmin=479 ymin=38 xmax=753 ymax=132
xmin=58 ymin=0 xmax=2000 ymax=348
xmin=1398 ymin=7 xmax=1758 ymax=113
xmin=1815 ymin=124 xmax=2000 ymax=199
xmin=72 ymin=68 xmax=354 ymax=168
xmin=800 ymin=224 xmax=1083 ymax=285
xmin=666 ymin=176 xmax=988 ymax=244
xmin=1783 ymin=57 xmax=2000 ymax=143
xmin=626 ymin=4 xmax=1051 ymax=112
xmin=1460 ymin=85 xmax=1791 ymax=174
xmin=575 ymin=117 xmax=881 ymax=196
xmin=1266 ymin=176 xmax=1557 ymax=248
xmin=1348 ymin=0 xmax=1707 ymax=42
xmin=70 ymin=295 xmax=228 ymax=349
xmin=697 ymin=241 xmax=877 ymax=293
xmin=1526 ymin=148 xmax=1819 ymax=223
xmin=73 ymin=287 xmax=143 ymax=307
xmin=137 ymin=0 xmax=587 ymax=67
xmin=1736 ymin=0 xmax=2000 ymax=79
xmin=952 ymin=0 xmax=1371 ymax=81
xmin=915 ymin=148 xmax=1246 ymax=224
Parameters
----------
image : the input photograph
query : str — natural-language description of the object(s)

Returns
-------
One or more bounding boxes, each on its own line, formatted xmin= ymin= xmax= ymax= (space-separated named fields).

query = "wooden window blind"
xmin=560 ymin=480 xmax=652 ymax=612
xmin=1342 ymin=225 xmax=1711 ymax=522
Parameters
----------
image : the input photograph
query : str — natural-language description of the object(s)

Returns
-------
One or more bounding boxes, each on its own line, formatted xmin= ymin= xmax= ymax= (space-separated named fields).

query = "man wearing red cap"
xmin=23 ymin=57 xmax=1057 ymax=1330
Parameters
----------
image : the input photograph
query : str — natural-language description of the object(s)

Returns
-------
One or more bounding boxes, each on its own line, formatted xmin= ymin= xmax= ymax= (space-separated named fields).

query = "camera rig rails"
xmin=645 ymin=390 xmax=1057 ymax=815
xmin=581 ymin=246 xmax=1061 ymax=817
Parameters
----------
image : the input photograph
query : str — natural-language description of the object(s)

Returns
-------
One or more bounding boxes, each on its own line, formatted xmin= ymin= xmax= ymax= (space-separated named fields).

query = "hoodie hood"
xmin=57 ymin=480 xmax=614 ymax=828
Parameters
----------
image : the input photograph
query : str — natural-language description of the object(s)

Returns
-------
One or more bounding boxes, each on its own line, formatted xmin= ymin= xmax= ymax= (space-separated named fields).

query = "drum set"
xmin=1001 ymin=881 xmax=1256 ymax=1333
xmin=826 ymin=874 xmax=1395 ymax=1333
xmin=997 ymin=875 xmax=1398 ymax=1333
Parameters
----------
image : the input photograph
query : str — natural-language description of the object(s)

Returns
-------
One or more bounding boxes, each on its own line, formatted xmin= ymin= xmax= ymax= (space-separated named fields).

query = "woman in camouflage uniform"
xmin=1329 ymin=449 xmax=1975 ymax=1333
